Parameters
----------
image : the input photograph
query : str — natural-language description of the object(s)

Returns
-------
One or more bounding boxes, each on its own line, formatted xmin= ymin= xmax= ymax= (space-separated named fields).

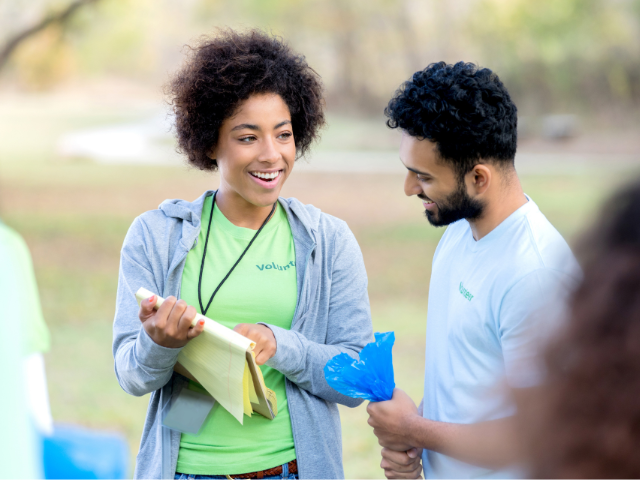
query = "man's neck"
xmin=215 ymin=186 xmax=275 ymax=230
xmin=468 ymin=177 xmax=528 ymax=241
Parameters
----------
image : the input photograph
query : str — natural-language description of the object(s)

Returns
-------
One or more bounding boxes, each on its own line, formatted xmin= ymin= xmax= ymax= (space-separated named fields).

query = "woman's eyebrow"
xmin=230 ymin=120 xmax=291 ymax=132
xmin=274 ymin=120 xmax=292 ymax=129
xmin=230 ymin=123 xmax=259 ymax=132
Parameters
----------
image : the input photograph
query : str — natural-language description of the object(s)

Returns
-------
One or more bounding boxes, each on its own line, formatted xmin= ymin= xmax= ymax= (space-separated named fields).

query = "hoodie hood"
xmin=159 ymin=190 xmax=211 ymax=224
xmin=158 ymin=190 xmax=320 ymax=250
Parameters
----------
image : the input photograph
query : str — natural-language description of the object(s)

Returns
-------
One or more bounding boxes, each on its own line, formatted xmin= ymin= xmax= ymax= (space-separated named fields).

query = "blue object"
xmin=324 ymin=331 xmax=396 ymax=402
xmin=43 ymin=425 xmax=129 ymax=479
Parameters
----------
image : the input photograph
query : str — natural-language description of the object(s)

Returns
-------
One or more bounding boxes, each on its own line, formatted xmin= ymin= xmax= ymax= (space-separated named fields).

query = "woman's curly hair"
xmin=384 ymin=62 xmax=517 ymax=179
xmin=167 ymin=29 xmax=325 ymax=170
xmin=524 ymin=180 xmax=640 ymax=478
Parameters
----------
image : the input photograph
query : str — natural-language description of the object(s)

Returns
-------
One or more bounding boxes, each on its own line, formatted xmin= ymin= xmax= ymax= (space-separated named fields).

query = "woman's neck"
xmin=214 ymin=187 xmax=276 ymax=230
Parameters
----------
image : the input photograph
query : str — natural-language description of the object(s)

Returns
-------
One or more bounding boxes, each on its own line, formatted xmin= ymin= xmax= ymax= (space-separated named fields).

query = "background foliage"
xmin=2 ymin=0 xmax=640 ymax=116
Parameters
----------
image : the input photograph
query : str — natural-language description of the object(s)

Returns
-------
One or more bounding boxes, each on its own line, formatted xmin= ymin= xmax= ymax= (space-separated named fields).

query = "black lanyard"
xmin=198 ymin=191 xmax=277 ymax=316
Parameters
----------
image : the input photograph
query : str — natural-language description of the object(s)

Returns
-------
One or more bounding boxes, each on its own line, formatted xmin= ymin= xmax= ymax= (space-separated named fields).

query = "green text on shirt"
xmin=459 ymin=282 xmax=474 ymax=301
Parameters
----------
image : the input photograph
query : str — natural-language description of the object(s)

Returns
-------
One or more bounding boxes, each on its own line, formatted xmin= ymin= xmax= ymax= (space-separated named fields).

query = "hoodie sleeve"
xmin=112 ymin=216 xmax=183 ymax=397
xmin=262 ymin=220 xmax=373 ymax=407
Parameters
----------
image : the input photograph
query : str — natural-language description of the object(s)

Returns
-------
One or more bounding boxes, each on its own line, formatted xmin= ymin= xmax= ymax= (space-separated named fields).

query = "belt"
xmin=226 ymin=460 xmax=298 ymax=479
xmin=177 ymin=460 xmax=298 ymax=480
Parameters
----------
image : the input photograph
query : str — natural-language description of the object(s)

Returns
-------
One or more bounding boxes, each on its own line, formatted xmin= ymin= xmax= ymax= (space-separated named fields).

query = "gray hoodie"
xmin=112 ymin=190 xmax=373 ymax=479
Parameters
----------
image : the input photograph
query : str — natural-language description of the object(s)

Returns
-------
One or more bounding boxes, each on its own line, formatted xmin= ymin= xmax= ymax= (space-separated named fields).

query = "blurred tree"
xmin=0 ymin=0 xmax=99 ymax=72
xmin=9 ymin=24 xmax=77 ymax=89
xmin=1 ymin=0 xmax=637 ymax=118
xmin=469 ymin=0 xmax=640 ymax=113
xmin=192 ymin=0 xmax=415 ymax=114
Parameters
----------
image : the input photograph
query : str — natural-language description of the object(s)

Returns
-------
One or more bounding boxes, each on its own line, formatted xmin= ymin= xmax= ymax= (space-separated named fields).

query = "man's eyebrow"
xmin=230 ymin=123 xmax=259 ymax=132
xmin=405 ymin=165 xmax=431 ymax=176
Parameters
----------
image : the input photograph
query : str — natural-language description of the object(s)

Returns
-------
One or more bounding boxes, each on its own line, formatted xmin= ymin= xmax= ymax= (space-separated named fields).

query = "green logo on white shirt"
xmin=459 ymin=282 xmax=474 ymax=301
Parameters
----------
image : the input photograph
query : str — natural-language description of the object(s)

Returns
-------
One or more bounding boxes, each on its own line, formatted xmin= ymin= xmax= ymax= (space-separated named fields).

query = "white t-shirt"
xmin=422 ymin=197 xmax=581 ymax=479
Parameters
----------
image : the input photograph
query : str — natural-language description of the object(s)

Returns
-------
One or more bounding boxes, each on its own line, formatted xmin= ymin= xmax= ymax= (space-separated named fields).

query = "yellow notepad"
xmin=135 ymin=287 xmax=277 ymax=424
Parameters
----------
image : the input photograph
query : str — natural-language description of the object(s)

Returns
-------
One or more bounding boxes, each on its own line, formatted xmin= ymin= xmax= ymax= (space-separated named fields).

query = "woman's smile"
xmin=248 ymin=168 xmax=284 ymax=189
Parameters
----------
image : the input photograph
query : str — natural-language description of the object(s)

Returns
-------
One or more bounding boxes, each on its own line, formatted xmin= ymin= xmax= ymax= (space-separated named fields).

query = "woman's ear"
xmin=469 ymin=164 xmax=491 ymax=195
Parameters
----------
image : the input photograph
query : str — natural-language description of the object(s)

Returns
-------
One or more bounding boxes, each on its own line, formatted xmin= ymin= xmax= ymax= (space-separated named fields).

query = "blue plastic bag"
xmin=43 ymin=425 xmax=129 ymax=479
xmin=323 ymin=331 xmax=395 ymax=402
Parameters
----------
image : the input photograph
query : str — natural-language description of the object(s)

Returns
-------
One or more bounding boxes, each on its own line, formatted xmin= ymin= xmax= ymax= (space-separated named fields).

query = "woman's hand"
xmin=138 ymin=295 xmax=205 ymax=348
xmin=233 ymin=323 xmax=277 ymax=365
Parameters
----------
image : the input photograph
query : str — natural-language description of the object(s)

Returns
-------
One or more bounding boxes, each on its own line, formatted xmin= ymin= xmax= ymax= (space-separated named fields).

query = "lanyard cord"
xmin=198 ymin=191 xmax=277 ymax=316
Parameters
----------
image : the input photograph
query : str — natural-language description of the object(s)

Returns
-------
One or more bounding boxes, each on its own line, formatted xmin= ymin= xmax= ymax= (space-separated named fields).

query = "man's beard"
xmin=422 ymin=182 xmax=484 ymax=227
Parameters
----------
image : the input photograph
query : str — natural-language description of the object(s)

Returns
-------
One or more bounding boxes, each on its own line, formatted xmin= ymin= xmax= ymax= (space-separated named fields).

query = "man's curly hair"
xmin=385 ymin=62 xmax=517 ymax=178
xmin=167 ymin=29 xmax=325 ymax=170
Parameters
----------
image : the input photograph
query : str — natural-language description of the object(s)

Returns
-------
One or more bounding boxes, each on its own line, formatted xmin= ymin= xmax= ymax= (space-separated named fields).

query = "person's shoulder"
xmin=0 ymin=220 xmax=23 ymax=246
xmin=0 ymin=221 xmax=31 ymax=263
xmin=127 ymin=208 xmax=175 ymax=243
xmin=279 ymin=196 xmax=359 ymax=258
xmin=483 ymin=200 xmax=580 ymax=296
xmin=521 ymin=201 xmax=580 ymax=278
xmin=280 ymin=196 xmax=349 ymax=233
xmin=131 ymin=190 xmax=213 ymax=235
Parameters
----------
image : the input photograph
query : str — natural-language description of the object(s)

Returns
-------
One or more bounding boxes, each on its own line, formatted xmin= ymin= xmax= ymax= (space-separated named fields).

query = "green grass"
xmin=1 ymin=100 xmax=637 ymax=479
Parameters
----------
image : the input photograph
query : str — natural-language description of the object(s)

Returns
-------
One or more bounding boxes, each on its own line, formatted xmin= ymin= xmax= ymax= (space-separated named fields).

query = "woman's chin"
xmin=243 ymin=190 xmax=282 ymax=208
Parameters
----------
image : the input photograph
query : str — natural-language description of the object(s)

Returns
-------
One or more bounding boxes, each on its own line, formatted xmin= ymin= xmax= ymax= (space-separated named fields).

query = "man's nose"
xmin=404 ymin=172 xmax=422 ymax=197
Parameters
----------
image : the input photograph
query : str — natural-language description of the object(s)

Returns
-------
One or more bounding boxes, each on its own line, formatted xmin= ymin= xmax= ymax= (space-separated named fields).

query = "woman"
xmin=522 ymin=179 xmax=640 ymax=478
xmin=112 ymin=29 xmax=373 ymax=479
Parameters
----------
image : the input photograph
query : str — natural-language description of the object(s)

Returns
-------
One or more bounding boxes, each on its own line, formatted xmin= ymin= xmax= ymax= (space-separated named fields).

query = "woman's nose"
xmin=258 ymin=137 xmax=281 ymax=163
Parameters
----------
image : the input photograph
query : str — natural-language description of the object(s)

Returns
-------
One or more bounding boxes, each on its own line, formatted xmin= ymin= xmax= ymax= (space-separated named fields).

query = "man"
xmin=367 ymin=62 xmax=580 ymax=479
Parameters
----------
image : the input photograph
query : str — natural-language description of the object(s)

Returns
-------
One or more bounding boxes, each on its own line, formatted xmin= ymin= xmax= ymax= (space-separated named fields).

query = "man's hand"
xmin=138 ymin=295 xmax=204 ymax=348
xmin=367 ymin=388 xmax=421 ymax=451
xmin=233 ymin=323 xmax=277 ymax=365
xmin=380 ymin=447 xmax=423 ymax=479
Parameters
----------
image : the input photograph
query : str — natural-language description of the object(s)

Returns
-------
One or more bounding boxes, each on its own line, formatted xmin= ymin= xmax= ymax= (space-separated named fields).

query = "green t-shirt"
xmin=0 ymin=222 xmax=45 ymax=478
xmin=177 ymin=196 xmax=297 ymax=475
xmin=0 ymin=222 xmax=50 ymax=355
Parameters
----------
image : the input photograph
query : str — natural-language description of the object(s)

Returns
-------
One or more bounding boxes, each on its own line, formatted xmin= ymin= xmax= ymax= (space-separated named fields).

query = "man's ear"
xmin=468 ymin=164 xmax=491 ymax=195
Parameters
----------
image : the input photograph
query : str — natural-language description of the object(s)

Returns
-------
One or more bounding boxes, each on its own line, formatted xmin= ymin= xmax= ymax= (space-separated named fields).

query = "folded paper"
xmin=135 ymin=287 xmax=277 ymax=424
